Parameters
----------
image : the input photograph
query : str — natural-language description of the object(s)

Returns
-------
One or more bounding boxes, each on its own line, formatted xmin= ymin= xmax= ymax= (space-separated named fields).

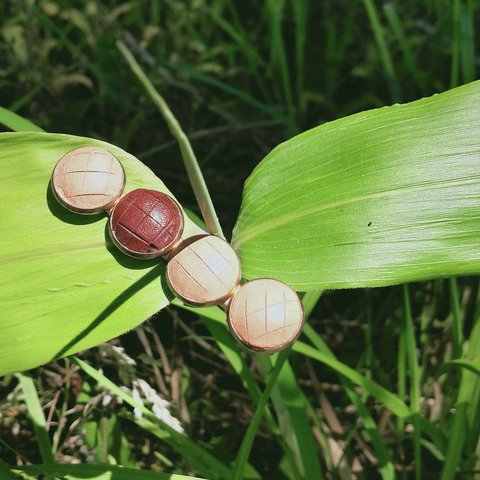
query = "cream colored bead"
xmin=52 ymin=146 xmax=125 ymax=214
xmin=227 ymin=278 xmax=304 ymax=352
xmin=167 ymin=235 xmax=242 ymax=306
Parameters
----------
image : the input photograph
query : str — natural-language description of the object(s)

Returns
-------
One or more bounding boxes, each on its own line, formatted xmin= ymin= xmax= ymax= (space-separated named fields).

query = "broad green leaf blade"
xmin=14 ymin=464 xmax=206 ymax=480
xmin=232 ymin=81 xmax=480 ymax=290
xmin=0 ymin=132 xmax=198 ymax=375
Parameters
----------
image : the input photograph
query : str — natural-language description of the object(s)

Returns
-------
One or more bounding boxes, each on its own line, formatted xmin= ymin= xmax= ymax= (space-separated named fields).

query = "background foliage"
xmin=0 ymin=0 xmax=479 ymax=479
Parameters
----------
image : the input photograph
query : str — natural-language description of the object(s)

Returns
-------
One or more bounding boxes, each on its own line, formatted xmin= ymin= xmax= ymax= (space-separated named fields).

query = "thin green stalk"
xmin=451 ymin=0 xmax=461 ymax=88
xmin=16 ymin=373 xmax=54 ymax=464
xmin=403 ymin=285 xmax=420 ymax=410
xmin=293 ymin=340 xmax=410 ymax=419
xmin=403 ymin=284 xmax=421 ymax=480
xmin=302 ymin=290 xmax=323 ymax=318
xmin=440 ymin=403 xmax=467 ymax=480
xmin=458 ymin=286 xmax=480 ymax=457
xmin=362 ymin=0 xmax=401 ymax=102
xmin=257 ymin=356 xmax=320 ymax=480
xmin=16 ymin=464 xmax=206 ymax=480
xmin=363 ymin=291 xmax=374 ymax=387
xmin=459 ymin=0 xmax=476 ymax=83
xmin=255 ymin=290 xmax=325 ymax=480
xmin=265 ymin=0 xmax=297 ymax=131
xmin=449 ymin=277 xmax=463 ymax=359
xmin=304 ymin=324 xmax=395 ymax=480
xmin=441 ymin=286 xmax=480 ymax=477
xmin=383 ymin=2 xmax=426 ymax=94
xmin=230 ymin=349 xmax=290 ymax=480
xmin=210 ymin=7 xmax=272 ymax=103
xmin=117 ymin=40 xmax=224 ymax=239
xmin=397 ymin=311 xmax=406 ymax=434
xmin=177 ymin=299 xmax=303 ymax=478
xmin=0 ymin=107 xmax=44 ymax=132
xmin=289 ymin=0 xmax=309 ymax=104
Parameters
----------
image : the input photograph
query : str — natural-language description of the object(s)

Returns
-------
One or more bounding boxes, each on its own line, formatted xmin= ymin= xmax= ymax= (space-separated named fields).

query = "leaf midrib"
xmin=234 ymin=177 xmax=478 ymax=245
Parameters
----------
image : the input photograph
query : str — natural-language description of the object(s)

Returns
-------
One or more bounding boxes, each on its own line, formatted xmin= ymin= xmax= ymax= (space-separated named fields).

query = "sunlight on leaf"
xmin=0 ymin=132 xmax=199 ymax=375
xmin=233 ymin=81 xmax=480 ymax=290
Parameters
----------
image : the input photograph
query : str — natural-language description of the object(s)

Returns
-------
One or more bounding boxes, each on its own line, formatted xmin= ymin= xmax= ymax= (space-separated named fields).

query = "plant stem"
xmin=230 ymin=349 xmax=291 ymax=480
xmin=403 ymin=284 xmax=421 ymax=480
xmin=449 ymin=277 xmax=463 ymax=359
xmin=117 ymin=40 xmax=224 ymax=238
xmin=362 ymin=0 xmax=401 ymax=103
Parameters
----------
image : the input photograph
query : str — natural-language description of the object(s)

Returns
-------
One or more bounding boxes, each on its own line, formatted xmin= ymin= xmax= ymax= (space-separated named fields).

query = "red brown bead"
xmin=109 ymin=189 xmax=184 ymax=258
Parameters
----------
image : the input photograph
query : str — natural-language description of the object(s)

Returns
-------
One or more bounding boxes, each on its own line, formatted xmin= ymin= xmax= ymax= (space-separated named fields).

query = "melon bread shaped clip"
xmin=51 ymin=146 xmax=305 ymax=353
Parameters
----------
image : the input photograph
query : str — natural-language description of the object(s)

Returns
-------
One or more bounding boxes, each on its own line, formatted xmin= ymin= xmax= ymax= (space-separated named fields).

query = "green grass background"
xmin=0 ymin=0 xmax=479 ymax=479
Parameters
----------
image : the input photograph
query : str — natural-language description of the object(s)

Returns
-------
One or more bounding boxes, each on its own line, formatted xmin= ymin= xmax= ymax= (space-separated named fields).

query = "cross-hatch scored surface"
xmin=109 ymin=189 xmax=183 ymax=258
xmin=52 ymin=146 xmax=125 ymax=213
xmin=167 ymin=235 xmax=242 ymax=306
xmin=228 ymin=278 xmax=304 ymax=352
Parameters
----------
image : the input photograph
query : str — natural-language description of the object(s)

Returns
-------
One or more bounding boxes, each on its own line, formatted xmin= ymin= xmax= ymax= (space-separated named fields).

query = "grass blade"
xmin=15 ymin=463 xmax=207 ymax=479
xmin=441 ymin=284 xmax=480 ymax=477
xmin=230 ymin=349 xmax=290 ymax=480
xmin=16 ymin=373 xmax=54 ymax=464
xmin=442 ymin=358 xmax=480 ymax=376
xmin=293 ymin=340 xmax=410 ymax=419
xmin=440 ymin=403 xmax=467 ymax=480
xmin=451 ymin=0 xmax=461 ymax=88
xmin=265 ymin=0 xmax=296 ymax=129
xmin=459 ymin=0 xmax=476 ymax=83
xmin=71 ymin=356 xmax=231 ymax=479
xmin=174 ymin=299 xmax=305 ymax=478
xmin=256 ymin=290 xmax=324 ymax=479
xmin=362 ymin=0 xmax=401 ymax=102
xmin=383 ymin=2 xmax=426 ymax=94
xmin=289 ymin=0 xmax=309 ymax=103
xmin=304 ymin=324 xmax=395 ymax=480
xmin=449 ymin=278 xmax=464 ymax=359
xmin=257 ymin=356 xmax=324 ymax=480
xmin=403 ymin=284 xmax=421 ymax=479
xmin=0 ymin=107 xmax=44 ymax=132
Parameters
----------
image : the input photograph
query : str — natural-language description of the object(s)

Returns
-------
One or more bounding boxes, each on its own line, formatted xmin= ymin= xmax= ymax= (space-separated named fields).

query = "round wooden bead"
xmin=52 ymin=146 xmax=125 ymax=214
xmin=109 ymin=189 xmax=184 ymax=258
xmin=167 ymin=235 xmax=242 ymax=306
xmin=227 ymin=279 xmax=304 ymax=353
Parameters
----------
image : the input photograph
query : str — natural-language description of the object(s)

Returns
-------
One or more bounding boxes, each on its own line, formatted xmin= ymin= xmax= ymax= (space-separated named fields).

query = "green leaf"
xmin=16 ymin=373 xmax=54 ymax=464
xmin=73 ymin=356 xmax=231 ymax=479
xmin=0 ymin=106 xmax=44 ymax=132
xmin=292 ymin=341 xmax=411 ymax=419
xmin=232 ymin=81 xmax=480 ymax=290
xmin=0 ymin=459 xmax=20 ymax=480
xmin=14 ymin=464 xmax=206 ymax=480
xmin=0 ymin=132 xmax=199 ymax=375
